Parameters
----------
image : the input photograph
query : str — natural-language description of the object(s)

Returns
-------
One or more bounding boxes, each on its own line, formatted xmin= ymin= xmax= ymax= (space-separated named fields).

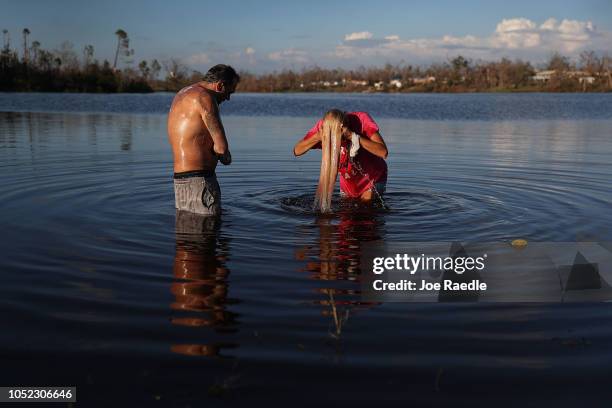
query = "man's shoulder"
xmin=178 ymin=84 xmax=214 ymax=106
xmin=195 ymin=88 xmax=217 ymax=113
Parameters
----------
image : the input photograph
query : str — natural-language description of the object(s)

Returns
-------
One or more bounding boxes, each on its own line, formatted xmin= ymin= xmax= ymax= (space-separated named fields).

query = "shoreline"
xmin=1 ymin=88 xmax=611 ymax=94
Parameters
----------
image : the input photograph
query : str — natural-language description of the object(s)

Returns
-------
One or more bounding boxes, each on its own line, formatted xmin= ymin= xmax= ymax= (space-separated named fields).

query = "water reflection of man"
xmin=171 ymin=210 xmax=237 ymax=357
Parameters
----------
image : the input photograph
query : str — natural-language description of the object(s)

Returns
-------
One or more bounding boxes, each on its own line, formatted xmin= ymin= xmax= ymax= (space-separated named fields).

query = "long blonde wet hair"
xmin=314 ymin=109 xmax=344 ymax=213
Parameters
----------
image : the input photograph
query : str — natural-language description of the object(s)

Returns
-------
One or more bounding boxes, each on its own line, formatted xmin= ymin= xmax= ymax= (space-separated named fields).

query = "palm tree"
xmin=22 ymin=28 xmax=30 ymax=62
xmin=2 ymin=29 xmax=9 ymax=51
xmin=83 ymin=44 xmax=94 ymax=66
xmin=151 ymin=59 xmax=161 ymax=79
xmin=113 ymin=29 xmax=127 ymax=69
xmin=138 ymin=60 xmax=149 ymax=79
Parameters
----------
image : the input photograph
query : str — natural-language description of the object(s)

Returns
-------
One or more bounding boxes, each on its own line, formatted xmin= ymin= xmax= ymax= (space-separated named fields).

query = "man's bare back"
xmin=167 ymin=82 xmax=232 ymax=174
xmin=168 ymin=64 xmax=239 ymax=216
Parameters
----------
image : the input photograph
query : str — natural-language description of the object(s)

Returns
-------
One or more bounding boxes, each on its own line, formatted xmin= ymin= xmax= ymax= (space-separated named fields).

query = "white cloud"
xmin=492 ymin=18 xmax=541 ymax=48
xmin=268 ymin=48 xmax=310 ymax=63
xmin=186 ymin=53 xmax=210 ymax=65
xmin=540 ymin=18 xmax=557 ymax=31
xmin=441 ymin=34 xmax=481 ymax=48
xmin=495 ymin=17 xmax=537 ymax=33
xmin=333 ymin=45 xmax=357 ymax=59
xmin=330 ymin=17 xmax=604 ymax=65
xmin=244 ymin=47 xmax=257 ymax=65
xmin=250 ymin=17 xmax=608 ymax=71
xmin=493 ymin=31 xmax=541 ymax=49
xmin=345 ymin=31 xmax=373 ymax=41
xmin=558 ymin=19 xmax=595 ymax=41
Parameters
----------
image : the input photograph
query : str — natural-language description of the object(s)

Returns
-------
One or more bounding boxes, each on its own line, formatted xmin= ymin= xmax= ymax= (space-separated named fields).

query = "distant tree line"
xmin=1 ymin=28 xmax=163 ymax=92
xmin=238 ymin=52 xmax=612 ymax=93
xmin=1 ymin=28 xmax=611 ymax=93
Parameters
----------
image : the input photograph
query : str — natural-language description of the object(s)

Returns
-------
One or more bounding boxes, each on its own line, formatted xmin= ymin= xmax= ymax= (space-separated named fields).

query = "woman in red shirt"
xmin=293 ymin=109 xmax=388 ymax=202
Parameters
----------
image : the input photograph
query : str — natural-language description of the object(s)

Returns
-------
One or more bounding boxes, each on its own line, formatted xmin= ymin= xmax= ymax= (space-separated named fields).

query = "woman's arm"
xmin=293 ymin=131 xmax=321 ymax=156
xmin=349 ymin=131 xmax=388 ymax=159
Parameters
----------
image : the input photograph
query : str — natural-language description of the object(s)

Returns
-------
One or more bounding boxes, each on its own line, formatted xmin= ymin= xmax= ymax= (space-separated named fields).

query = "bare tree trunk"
xmin=2 ymin=30 xmax=9 ymax=51
xmin=22 ymin=31 xmax=29 ymax=63
xmin=113 ymin=37 xmax=120 ymax=69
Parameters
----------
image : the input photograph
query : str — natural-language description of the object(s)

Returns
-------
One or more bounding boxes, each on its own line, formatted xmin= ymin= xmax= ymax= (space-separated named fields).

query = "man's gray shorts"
xmin=174 ymin=171 xmax=221 ymax=216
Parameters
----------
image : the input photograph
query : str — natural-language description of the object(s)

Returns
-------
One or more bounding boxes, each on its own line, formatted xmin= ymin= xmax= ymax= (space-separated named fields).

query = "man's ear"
xmin=214 ymin=81 xmax=224 ymax=92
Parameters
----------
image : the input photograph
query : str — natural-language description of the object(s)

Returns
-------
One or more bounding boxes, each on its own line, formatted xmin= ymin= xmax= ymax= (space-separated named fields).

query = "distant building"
xmin=310 ymin=81 xmax=339 ymax=87
xmin=568 ymin=71 xmax=596 ymax=84
xmin=531 ymin=70 xmax=556 ymax=82
xmin=374 ymin=81 xmax=384 ymax=89
xmin=532 ymin=70 xmax=597 ymax=84
xmin=389 ymin=79 xmax=402 ymax=88
xmin=345 ymin=79 xmax=367 ymax=86
xmin=412 ymin=76 xmax=436 ymax=85
xmin=579 ymin=76 xmax=596 ymax=84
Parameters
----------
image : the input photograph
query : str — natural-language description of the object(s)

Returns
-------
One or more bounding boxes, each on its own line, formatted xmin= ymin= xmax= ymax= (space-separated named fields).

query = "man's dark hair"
xmin=203 ymin=64 xmax=240 ymax=85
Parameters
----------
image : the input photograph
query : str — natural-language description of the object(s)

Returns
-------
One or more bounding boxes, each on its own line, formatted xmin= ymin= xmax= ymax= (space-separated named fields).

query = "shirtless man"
xmin=168 ymin=64 xmax=240 ymax=216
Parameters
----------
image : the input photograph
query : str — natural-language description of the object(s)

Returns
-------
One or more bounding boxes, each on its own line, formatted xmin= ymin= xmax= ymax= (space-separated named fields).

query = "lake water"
xmin=1 ymin=92 xmax=611 ymax=406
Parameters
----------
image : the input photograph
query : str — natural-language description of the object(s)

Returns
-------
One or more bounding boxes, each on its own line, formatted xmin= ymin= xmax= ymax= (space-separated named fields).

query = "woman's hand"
xmin=341 ymin=124 xmax=352 ymax=141
xmin=357 ymin=132 xmax=388 ymax=159
xmin=293 ymin=130 xmax=322 ymax=156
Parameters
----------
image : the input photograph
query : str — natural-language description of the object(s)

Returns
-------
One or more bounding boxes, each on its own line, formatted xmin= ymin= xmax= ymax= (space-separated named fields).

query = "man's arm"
xmin=346 ymin=131 xmax=388 ymax=159
xmin=201 ymin=100 xmax=232 ymax=165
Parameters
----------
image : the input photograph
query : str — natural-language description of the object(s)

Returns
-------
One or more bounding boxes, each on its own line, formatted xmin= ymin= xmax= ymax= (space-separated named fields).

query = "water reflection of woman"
xmin=293 ymin=109 xmax=389 ymax=203
xmin=296 ymin=211 xmax=384 ymax=338
xmin=171 ymin=211 xmax=238 ymax=357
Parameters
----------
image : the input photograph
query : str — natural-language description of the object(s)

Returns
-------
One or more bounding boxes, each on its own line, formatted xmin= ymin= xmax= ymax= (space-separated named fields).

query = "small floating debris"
xmin=551 ymin=337 xmax=591 ymax=348
xmin=511 ymin=239 xmax=528 ymax=249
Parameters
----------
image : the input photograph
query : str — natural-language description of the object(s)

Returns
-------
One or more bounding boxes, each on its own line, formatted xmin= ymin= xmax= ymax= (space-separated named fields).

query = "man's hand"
xmin=201 ymin=102 xmax=232 ymax=164
xmin=218 ymin=150 xmax=232 ymax=165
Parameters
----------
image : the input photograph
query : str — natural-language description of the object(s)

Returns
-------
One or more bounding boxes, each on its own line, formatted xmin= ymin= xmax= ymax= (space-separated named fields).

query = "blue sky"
xmin=2 ymin=0 xmax=611 ymax=72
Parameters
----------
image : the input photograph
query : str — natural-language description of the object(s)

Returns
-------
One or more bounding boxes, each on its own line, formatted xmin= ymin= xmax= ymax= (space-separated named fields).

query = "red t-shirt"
xmin=303 ymin=112 xmax=388 ymax=198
